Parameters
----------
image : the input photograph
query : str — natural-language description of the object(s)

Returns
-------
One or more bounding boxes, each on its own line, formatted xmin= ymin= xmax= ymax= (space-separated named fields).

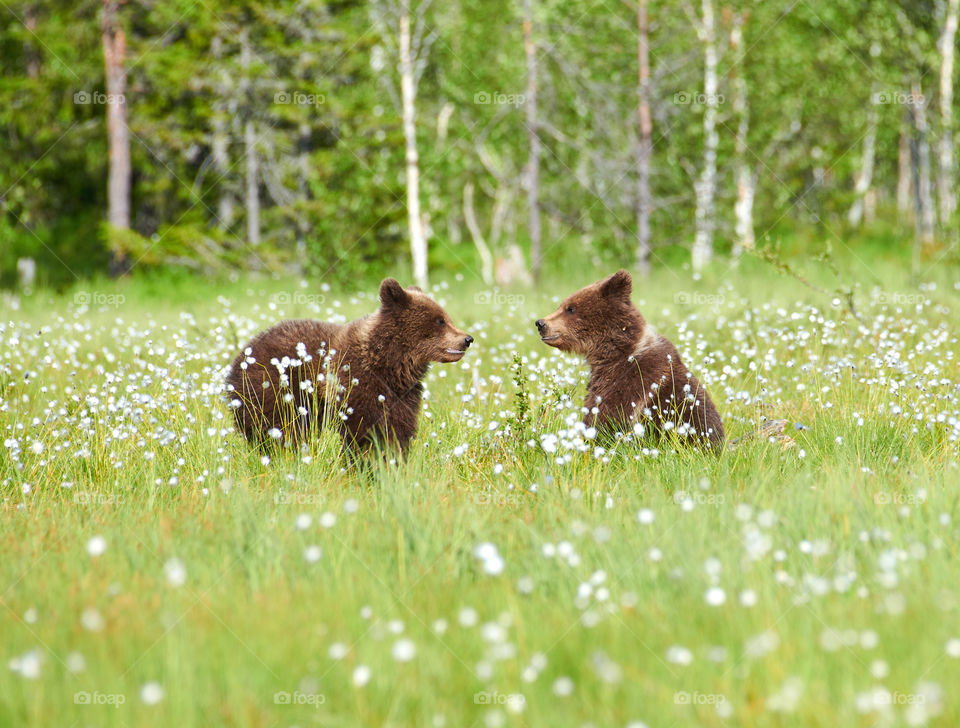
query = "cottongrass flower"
xmin=552 ymin=676 xmax=574 ymax=696
xmin=164 ymin=558 xmax=187 ymax=587
xmin=140 ymin=682 xmax=164 ymax=705
xmin=352 ymin=665 xmax=371 ymax=687
xmin=391 ymin=638 xmax=416 ymax=662
xmin=304 ymin=545 xmax=322 ymax=563
xmin=473 ymin=542 xmax=505 ymax=575
xmin=86 ymin=535 xmax=107 ymax=557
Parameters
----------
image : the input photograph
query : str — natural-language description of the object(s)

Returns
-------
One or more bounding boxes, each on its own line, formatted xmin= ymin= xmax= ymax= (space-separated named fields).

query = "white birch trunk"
xmin=241 ymin=30 xmax=260 ymax=246
xmin=911 ymin=81 xmax=936 ymax=248
xmin=692 ymin=0 xmax=718 ymax=271
xmin=730 ymin=12 xmax=754 ymax=255
xmin=938 ymin=0 xmax=959 ymax=226
xmin=523 ymin=0 xmax=541 ymax=282
xmin=848 ymin=90 xmax=878 ymax=227
xmin=634 ymin=0 xmax=653 ymax=275
xmin=399 ymin=8 xmax=428 ymax=288
xmin=898 ymin=114 xmax=912 ymax=219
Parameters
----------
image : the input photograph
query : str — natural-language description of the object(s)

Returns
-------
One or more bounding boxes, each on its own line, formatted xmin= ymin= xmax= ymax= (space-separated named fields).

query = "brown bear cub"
xmin=226 ymin=279 xmax=473 ymax=451
xmin=536 ymin=270 xmax=724 ymax=448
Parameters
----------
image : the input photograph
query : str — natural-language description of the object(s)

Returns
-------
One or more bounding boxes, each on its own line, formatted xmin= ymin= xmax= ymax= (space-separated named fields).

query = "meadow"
xmin=2 ymin=253 xmax=959 ymax=727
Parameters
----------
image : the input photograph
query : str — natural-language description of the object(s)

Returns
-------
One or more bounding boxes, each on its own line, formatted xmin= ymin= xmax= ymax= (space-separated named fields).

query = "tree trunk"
xmin=911 ymin=80 xmax=936 ymax=250
xmin=897 ymin=112 xmax=912 ymax=219
xmin=101 ymin=0 xmax=130 ymax=276
xmin=24 ymin=4 xmax=40 ymax=79
xmin=241 ymin=30 xmax=260 ymax=246
xmin=847 ymin=87 xmax=878 ymax=227
xmin=730 ymin=11 xmax=754 ymax=255
xmin=399 ymin=7 xmax=428 ymax=288
xmin=463 ymin=182 xmax=494 ymax=285
xmin=938 ymin=0 xmax=959 ymax=227
xmin=211 ymin=36 xmax=235 ymax=231
xmin=634 ymin=0 xmax=653 ymax=275
xmin=692 ymin=0 xmax=718 ymax=271
xmin=523 ymin=0 xmax=541 ymax=282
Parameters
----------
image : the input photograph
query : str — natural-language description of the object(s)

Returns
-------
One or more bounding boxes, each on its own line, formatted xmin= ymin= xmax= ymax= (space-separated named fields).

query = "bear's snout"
xmin=535 ymin=319 xmax=546 ymax=333
xmin=464 ymin=335 xmax=474 ymax=348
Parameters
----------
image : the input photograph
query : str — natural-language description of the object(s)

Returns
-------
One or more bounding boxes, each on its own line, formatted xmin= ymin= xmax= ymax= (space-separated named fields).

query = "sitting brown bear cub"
xmin=226 ymin=279 xmax=473 ymax=451
xmin=536 ymin=270 xmax=724 ymax=447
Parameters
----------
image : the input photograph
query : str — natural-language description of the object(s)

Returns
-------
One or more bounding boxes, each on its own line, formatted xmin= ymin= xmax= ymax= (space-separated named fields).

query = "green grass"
xmin=2 ymin=253 xmax=959 ymax=727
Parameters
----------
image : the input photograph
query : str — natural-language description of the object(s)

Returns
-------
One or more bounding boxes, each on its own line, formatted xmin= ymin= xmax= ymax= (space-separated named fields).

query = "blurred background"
xmin=0 ymin=0 xmax=957 ymax=290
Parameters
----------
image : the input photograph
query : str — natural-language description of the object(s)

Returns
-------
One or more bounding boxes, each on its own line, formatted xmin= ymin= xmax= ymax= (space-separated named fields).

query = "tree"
xmin=634 ymin=0 xmax=653 ymax=274
xmin=101 ymin=0 xmax=130 ymax=275
xmin=691 ymin=0 xmax=718 ymax=271
xmin=523 ymin=0 xmax=542 ymax=282
xmin=938 ymin=0 xmax=958 ymax=228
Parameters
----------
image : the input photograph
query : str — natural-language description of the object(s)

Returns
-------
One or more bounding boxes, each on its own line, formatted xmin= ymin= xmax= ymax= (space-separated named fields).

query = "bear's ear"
xmin=600 ymin=269 xmax=632 ymax=300
xmin=406 ymin=285 xmax=424 ymax=293
xmin=379 ymin=278 xmax=411 ymax=309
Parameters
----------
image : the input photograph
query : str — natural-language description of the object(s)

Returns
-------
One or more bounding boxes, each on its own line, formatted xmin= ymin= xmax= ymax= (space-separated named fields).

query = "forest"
xmin=2 ymin=0 xmax=957 ymax=288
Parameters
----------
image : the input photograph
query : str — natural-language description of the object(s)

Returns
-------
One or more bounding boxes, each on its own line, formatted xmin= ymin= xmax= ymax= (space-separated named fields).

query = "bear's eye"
xmin=436 ymin=316 xmax=445 ymax=327
xmin=566 ymin=305 xmax=575 ymax=315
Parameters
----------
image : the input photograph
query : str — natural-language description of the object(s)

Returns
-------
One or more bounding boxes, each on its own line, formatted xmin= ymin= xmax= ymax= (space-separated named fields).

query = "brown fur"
xmin=225 ymin=279 xmax=472 ymax=451
xmin=536 ymin=270 xmax=724 ymax=447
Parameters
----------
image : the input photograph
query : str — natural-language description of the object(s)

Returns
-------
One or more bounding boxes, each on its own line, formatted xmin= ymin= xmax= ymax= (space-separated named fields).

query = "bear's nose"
xmin=464 ymin=335 xmax=474 ymax=347
xmin=535 ymin=319 xmax=546 ymax=333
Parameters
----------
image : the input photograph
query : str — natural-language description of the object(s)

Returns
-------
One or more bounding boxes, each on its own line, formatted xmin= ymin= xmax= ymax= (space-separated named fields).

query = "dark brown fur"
xmin=225 ymin=279 xmax=472 ymax=451
xmin=536 ymin=270 xmax=724 ymax=447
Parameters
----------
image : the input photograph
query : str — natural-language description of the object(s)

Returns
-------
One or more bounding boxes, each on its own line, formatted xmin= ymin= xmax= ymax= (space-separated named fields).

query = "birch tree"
xmin=101 ymin=0 xmax=130 ymax=275
xmin=240 ymin=28 xmax=260 ymax=246
xmin=910 ymin=81 xmax=936 ymax=249
xmin=938 ymin=0 xmax=958 ymax=227
xmin=370 ymin=0 xmax=434 ymax=288
xmin=848 ymin=86 xmax=878 ymax=227
xmin=691 ymin=0 xmax=718 ymax=271
xmin=523 ymin=0 xmax=542 ymax=282
xmin=730 ymin=10 xmax=755 ymax=254
xmin=634 ymin=0 xmax=653 ymax=275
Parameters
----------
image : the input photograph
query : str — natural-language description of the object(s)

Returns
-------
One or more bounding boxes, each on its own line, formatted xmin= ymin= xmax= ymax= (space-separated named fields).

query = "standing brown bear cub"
xmin=226 ymin=279 xmax=472 ymax=450
xmin=536 ymin=270 xmax=724 ymax=447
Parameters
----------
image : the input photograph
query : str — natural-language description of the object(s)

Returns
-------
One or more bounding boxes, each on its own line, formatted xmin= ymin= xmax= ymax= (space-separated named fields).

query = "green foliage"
xmin=1 ymin=0 xmax=958 ymax=285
